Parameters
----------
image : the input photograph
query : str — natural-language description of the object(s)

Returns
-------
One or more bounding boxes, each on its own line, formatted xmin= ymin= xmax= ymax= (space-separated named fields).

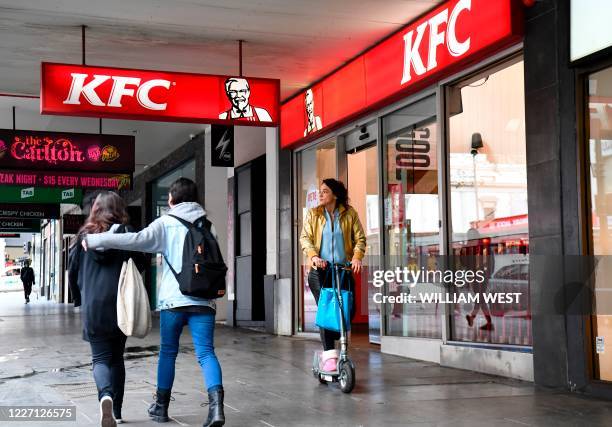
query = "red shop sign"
xmin=41 ymin=63 xmax=280 ymax=126
xmin=0 ymin=169 xmax=132 ymax=190
xmin=0 ymin=129 xmax=134 ymax=172
xmin=281 ymin=0 xmax=523 ymax=149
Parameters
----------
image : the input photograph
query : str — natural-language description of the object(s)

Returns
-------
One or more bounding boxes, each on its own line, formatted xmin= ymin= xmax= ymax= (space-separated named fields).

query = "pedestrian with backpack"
xmin=82 ymin=178 xmax=226 ymax=427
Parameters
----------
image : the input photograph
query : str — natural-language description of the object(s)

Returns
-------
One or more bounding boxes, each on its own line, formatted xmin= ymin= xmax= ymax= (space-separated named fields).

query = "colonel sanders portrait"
xmin=219 ymin=77 xmax=272 ymax=122
xmin=304 ymin=88 xmax=323 ymax=136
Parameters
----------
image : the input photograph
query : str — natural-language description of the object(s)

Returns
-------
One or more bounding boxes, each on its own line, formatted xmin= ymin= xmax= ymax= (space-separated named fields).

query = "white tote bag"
xmin=117 ymin=258 xmax=152 ymax=338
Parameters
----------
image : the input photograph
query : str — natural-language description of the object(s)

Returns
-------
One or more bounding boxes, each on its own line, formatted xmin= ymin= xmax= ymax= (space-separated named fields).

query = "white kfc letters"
xmin=63 ymin=73 xmax=171 ymax=110
xmin=401 ymin=0 xmax=472 ymax=84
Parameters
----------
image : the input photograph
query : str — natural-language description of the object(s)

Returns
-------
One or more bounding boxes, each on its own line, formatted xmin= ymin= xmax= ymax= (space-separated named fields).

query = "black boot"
xmin=148 ymin=389 xmax=171 ymax=423
xmin=203 ymin=388 xmax=225 ymax=427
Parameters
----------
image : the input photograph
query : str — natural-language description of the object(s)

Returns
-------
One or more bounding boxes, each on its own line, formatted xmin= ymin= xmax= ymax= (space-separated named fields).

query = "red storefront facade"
xmin=285 ymin=0 xmax=533 ymax=380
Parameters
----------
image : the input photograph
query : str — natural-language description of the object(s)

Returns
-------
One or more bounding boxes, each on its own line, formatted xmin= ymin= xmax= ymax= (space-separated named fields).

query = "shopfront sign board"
xmin=0 ymin=129 xmax=134 ymax=173
xmin=41 ymin=63 xmax=280 ymax=127
xmin=0 ymin=170 xmax=131 ymax=190
xmin=281 ymin=0 xmax=524 ymax=148
xmin=0 ymin=185 xmax=82 ymax=204
xmin=0 ymin=203 xmax=60 ymax=219
xmin=0 ymin=218 xmax=41 ymax=233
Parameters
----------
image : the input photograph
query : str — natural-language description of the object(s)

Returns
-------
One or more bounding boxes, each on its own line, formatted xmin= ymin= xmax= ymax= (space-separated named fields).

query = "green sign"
xmin=0 ymin=186 xmax=82 ymax=204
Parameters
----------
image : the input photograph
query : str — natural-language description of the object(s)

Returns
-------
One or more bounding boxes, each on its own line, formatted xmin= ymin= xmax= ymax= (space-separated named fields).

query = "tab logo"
xmin=62 ymin=189 xmax=75 ymax=200
xmin=63 ymin=73 xmax=172 ymax=111
xmin=21 ymin=187 xmax=34 ymax=199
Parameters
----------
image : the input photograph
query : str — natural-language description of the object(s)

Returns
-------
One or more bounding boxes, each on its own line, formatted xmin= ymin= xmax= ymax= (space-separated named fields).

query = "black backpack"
xmin=163 ymin=214 xmax=227 ymax=299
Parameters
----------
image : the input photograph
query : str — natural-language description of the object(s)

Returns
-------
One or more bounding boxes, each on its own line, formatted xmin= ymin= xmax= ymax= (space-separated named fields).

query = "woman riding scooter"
xmin=300 ymin=178 xmax=366 ymax=373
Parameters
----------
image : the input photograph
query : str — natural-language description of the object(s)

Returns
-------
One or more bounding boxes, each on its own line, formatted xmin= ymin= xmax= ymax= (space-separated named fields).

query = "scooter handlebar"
xmin=330 ymin=262 xmax=352 ymax=271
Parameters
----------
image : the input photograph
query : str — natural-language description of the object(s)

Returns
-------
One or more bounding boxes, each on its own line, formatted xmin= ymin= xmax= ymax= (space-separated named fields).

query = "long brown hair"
xmin=78 ymin=191 xmax=128 ymax=237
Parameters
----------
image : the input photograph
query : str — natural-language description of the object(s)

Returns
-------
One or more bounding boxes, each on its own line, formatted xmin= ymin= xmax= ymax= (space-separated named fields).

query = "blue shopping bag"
xmin=315 ymin=287 xmax=353 ymax=333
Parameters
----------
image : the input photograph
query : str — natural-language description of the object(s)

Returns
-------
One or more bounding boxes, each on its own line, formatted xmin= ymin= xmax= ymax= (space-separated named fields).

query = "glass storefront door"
xmin=347 ymin=143 xmax=381 ymax=343
xmin=297 ymin=134 xmax=381 ymax=342
xmin=296 ymin=139 xmax=337 ymax=332
xmin=587 ymin=65 xmax=612 ymax=381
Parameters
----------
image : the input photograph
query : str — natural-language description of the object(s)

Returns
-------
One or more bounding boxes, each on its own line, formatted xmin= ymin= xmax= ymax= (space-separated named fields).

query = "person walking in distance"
xmin=82 ymin=178 xmax=225 ymax=427
xmin=20 ymin=260 xmax=35 ymax=304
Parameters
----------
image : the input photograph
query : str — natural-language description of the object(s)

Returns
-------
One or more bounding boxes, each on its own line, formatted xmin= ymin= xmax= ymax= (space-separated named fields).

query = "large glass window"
xmin=587 ymin=65 xmax=612 ymax=381
xmin=383 ymin=95 xmax=442 ymax=338
xmin=447 ymin=59 xmax=530 ymax=346
xmin=297 ymin=139 xmax=336 ymax=332
xmin=150 ymin=159 xmax=196 ymax=219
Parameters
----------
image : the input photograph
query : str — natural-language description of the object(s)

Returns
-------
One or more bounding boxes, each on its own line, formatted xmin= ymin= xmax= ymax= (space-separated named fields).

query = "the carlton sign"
xmin=41 ymin=63 xmax=280 ymax=126
xmin=0 ymin=129 xmax=134 ymax=172
xmin=0 ymin=129 xmax=135 ymax=190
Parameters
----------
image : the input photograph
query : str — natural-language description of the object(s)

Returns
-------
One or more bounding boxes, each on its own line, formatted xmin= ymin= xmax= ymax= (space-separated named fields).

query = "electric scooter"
xmin=312 ymin=262 xmax=356 ymax=393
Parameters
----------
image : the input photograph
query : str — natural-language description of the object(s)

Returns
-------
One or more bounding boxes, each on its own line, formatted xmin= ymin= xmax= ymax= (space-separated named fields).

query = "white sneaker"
xmin=99 ymin=395 xmax=117 ymax=427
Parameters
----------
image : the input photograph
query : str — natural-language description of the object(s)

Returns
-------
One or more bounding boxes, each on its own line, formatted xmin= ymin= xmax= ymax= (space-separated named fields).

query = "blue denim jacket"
xmin=86 ymin=202 xmax=217 ymax=311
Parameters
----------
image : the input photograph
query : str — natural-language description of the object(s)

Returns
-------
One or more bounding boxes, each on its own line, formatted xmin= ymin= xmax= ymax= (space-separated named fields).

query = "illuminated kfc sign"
xmin=41 ymin=63 xmax=280 ymax=126
xmin=0 ymin=129 xmax=134 ymax=172
xmin=281 ymin=0 xmax=523 ymax=148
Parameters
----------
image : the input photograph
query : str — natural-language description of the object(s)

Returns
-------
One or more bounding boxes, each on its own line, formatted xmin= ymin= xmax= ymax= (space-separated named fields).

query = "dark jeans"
xmin=308 ymin=267 xmax=355 ymax=351
xmin=23 ymin=281 xmax=32 ymax=300
xmin=89 ymin=335 xmax=127 ymax=407
xmin=157 ymin=310 xmax=222 ymax=392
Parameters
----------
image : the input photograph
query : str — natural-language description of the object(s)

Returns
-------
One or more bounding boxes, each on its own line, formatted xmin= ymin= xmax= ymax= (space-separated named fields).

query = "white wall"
xmin=234 ymin=126 xmax=267 ymax=167
xmin=204 ymin=128 xmax=229 ymax=321
xmin=266 ymin=127 xmax=278 ymax=276
xmin=571 ymin=0 xmax=612 ymax=61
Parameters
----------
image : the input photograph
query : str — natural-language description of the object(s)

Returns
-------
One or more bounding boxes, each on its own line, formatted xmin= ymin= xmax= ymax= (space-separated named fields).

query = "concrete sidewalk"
xmin=0 ymin=291 xmax=611 ymax=426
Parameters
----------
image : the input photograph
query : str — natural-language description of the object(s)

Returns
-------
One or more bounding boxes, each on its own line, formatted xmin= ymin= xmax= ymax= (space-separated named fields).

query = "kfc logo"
xmin=401 ymin=0 xmax=471 ymax=84
xmin=43 ymin=63 xmax=279 ymax=126
xmin=219 ymin=77 xmax=272 ymax=122
xmin=304 ymin=89 xmax=323 ymax=137
xmin=63 ymin=73 xmax=171 ymax=110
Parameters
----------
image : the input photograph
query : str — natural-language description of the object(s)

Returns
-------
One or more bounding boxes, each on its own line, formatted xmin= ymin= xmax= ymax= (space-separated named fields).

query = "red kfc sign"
xmin=281 ymin=0 xmax=523 ymax=148
xmin=41 ymin=63 xmax=280 ymax=126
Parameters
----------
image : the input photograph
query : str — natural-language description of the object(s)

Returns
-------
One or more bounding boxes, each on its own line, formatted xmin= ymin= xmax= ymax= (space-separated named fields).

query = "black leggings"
xmin=308 ymin=267 xmax=355 ymax=351
xmin=23 ymin=282 xmax=32 ymax=300
xmin=89 ymin=335 xmax=127 ymax=407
